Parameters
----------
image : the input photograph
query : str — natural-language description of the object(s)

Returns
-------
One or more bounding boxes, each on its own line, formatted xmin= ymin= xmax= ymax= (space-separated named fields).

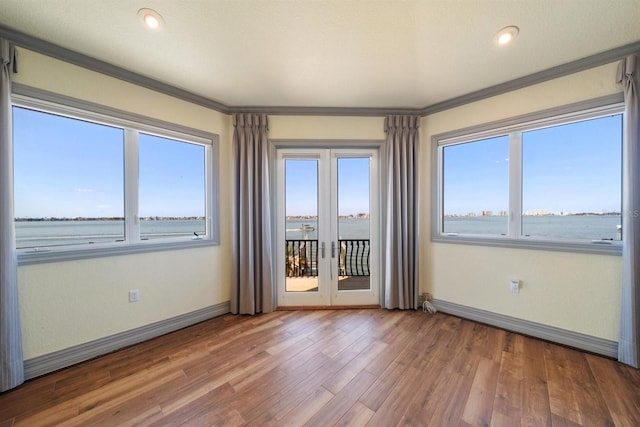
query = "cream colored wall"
xmin=420 ymin=62 xmax=623 ymax=341
xmin=269 ymin=115 xmax=385 ymax=140
xmin=14 ymin=49 xmax=233 ymax=359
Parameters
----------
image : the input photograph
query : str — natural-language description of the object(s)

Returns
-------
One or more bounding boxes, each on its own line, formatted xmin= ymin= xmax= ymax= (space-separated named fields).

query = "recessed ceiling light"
xmin=495 ymin=26 xmax=519 ymax=46
xmin=138 ymin=8 xmax=164 ymax=30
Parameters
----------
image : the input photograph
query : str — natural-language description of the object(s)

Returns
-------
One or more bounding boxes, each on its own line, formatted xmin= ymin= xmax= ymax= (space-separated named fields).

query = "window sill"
xmin=17 ymin=238 xmax=219 ymax=266
xmin=431 ymin=234 xmax=622 ymax=256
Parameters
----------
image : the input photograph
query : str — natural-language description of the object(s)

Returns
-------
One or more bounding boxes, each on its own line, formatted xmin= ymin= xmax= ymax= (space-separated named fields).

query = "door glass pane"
xmin=285 ymin=160 xmax=319 ymax=292
xmin=337 ymin=157 xmax=370 ymax=291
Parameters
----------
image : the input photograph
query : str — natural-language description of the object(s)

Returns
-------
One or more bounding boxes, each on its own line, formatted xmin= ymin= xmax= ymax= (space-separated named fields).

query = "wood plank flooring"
xmin=1 ymin=309 xmax=639 ymax=426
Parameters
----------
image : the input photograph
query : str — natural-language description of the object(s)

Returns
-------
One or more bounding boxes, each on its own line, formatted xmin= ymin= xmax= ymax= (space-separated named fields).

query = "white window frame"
xmin=431 ymin=94 xmax=624 ymax=255
xmin=13 ymin=86 xmax=220 ymax=265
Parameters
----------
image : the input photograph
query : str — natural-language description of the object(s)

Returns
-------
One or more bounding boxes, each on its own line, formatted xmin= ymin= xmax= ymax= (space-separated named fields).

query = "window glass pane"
xmin=13 ymin=107 xmax=124 ymax=248
xmin=522 ymin=115 xmax=622 ymax=241
xmin=442 ymin=136 xmax=509 ymax=235
xmin=139 ymin=133 xmax=206 ymax=240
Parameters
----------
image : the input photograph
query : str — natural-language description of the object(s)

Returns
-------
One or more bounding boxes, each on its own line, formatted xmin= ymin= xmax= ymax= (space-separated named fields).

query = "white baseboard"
xmin=432 ymin=299 xmax=618 ymax=358
xmin=24 ymin=301 xmax=230 ymax=380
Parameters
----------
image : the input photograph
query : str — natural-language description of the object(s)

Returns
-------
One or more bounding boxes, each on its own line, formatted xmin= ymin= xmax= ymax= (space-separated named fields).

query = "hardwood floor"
xmin=1 ymin=309 xmax=639 ymax=426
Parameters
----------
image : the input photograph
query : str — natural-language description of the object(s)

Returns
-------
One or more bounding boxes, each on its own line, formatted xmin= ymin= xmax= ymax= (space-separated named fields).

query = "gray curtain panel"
xmin=231 ymin=113 xmax=274 ymax=315
xmin=0 ymin=39 xmax=24 ymax=392
xmin=617 ymin=54 xmax=640 ymax=368
xmin=383 ymin=115 xmax=420 ymax=310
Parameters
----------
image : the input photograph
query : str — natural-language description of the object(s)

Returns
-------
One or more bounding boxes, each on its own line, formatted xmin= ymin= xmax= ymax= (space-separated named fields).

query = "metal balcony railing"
xmin=285 ymin=239 xmax=370 ymax=278
xmin=338 ymin=239 xmax=370 ymax=276
xmin=285 ymin=239 xmax=318 ymax=277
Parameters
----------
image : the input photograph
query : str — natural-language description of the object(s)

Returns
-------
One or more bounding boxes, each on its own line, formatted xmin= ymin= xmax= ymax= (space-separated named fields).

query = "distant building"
xmin=524 ymin=209 xmax=550 ymax=216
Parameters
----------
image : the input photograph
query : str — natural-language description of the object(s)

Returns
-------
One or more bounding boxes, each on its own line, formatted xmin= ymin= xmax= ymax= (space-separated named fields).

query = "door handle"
xmin=331 ymin=241 xmax=336 ymax=258
xmin=321 ymin=242 xmax=325 ymax=258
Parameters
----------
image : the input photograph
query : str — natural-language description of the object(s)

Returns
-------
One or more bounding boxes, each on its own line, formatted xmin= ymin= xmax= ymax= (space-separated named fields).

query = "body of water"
xmin=15 ymin=215 xmax=622 ymax=249
xmin=444 ymin=215 xmax=622 ymax=241
xmin=16 ymin=219 xmax=205 ymax=248
xmin=285 ymin=218 xmax=370 ymax=240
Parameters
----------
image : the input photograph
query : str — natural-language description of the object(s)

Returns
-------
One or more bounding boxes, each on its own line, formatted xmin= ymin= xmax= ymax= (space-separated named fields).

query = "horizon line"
xmin=15 ymin=216 xmax=205 ymax=221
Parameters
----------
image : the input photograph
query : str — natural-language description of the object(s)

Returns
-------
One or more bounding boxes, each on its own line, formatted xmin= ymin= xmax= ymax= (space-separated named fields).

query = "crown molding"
xmin=1 ymin=24 xmax=638 ymax=117
xmin=228 ymin=105 xmax=421 ymax=116
xmin=0 ymin=25 xmax=232 ymax=114
xmin=420 ymin=41 xmax=640 ymax=116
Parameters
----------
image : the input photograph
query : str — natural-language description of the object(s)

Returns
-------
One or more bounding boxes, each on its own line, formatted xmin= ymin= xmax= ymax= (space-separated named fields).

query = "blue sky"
xmin=521 ymin=115 xmax=621 ymax=214
xmin=285 ymin=160 xmax=318 ymax=216
xmin=13 ymin=107 xmax=205 ymax=218
xmin=443 ymin=135 xmax=509 ymax=215
xmin=443 ymin=114 xmax=622 ymax=215
xmin=138 ymin=133 xmax=205 ymax=217
xmin=337 ymin=157 xmax=370 ymax=215
xmin=285 ymin=157 xmax=370 ymax=216
xmin=14 ymin=106 xmax=621 ymax=219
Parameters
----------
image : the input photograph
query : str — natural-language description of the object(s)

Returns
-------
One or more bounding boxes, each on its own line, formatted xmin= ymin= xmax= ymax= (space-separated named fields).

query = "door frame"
xmin=270 ymin=139 xmax=385 ymax=308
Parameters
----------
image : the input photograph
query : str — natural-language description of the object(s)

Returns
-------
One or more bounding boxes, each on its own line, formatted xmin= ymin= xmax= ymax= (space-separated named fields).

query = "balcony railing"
xmin=285 ymin=239 xmax=370 ymax=278
xmin=338 ymin=239 xmax=370 ymax=276
xmin=285 ymin=239 xmax=318 ymax=277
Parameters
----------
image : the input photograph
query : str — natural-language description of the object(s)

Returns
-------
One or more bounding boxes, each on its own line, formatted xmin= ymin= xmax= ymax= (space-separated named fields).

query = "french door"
xmin=276 ymin=148 xmax=379 ymax=307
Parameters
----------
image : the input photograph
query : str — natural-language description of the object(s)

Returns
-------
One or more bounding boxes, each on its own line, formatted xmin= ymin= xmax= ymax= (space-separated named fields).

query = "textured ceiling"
xmin=1 ymin=0 xmax=640 ymax=109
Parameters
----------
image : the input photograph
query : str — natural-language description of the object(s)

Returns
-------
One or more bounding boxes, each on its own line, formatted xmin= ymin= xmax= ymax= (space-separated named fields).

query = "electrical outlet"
xmin=510 ymin=279 xmax=520 ymax=294
xmin=129 ymin=289 xmax=140 ymax=302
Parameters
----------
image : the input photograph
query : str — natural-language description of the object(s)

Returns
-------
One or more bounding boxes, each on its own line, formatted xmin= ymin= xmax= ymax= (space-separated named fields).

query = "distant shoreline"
xmin=15 ymin=217 xmax=205 ymax=222
xmin=444 ymin=212 xmax=621 ymax=218
xmin=16 ymin=216 xmax=365 ymax=222
xmin=287 ymin=215 xmax=369 ymax=220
